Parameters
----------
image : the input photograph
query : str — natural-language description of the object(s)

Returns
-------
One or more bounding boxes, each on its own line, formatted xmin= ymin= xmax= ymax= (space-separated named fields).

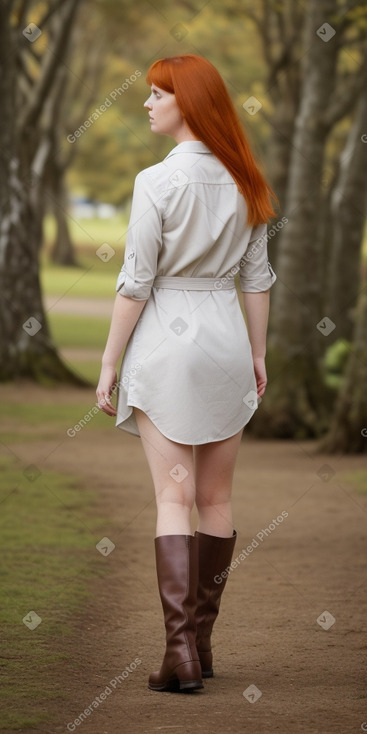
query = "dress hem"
xmin=115 ymin=401 xmax=255 ymax=445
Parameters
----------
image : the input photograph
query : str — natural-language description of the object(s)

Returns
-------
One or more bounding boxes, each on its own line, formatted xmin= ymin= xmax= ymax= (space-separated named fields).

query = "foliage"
xmin=63 ymin=0 xmax=267 ymax=205
xmin=322 ymin=339 xmax=353 ymax=389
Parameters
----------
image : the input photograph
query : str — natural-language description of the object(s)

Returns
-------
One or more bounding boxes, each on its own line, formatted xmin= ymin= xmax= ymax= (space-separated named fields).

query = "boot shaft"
xmin=154 ymin=534 xmax=199 ymax=648
xmin=149 ymin=533 xmax=203 ymax=691
xmin=195 ymin=530 xmax=237 ymax=658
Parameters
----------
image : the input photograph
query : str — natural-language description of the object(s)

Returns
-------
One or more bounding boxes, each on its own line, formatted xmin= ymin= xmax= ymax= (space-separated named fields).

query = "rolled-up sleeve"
xmin=116 ymin=171 xmax=164 ymax=300
xmin=239 ymin=223 xmax=277 ymax=292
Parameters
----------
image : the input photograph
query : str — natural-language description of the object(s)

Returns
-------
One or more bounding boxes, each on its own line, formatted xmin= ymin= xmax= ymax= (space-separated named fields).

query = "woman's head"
xmin=145 ymin=55 xmax=277 ymax=225
xmin=144 ymin=81 xmax=197 ymax=142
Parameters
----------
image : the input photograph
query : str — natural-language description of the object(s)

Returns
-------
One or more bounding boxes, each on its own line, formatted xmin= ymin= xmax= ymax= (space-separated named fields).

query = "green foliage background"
xmin=64 ymin=0 xmax=266 ymax=206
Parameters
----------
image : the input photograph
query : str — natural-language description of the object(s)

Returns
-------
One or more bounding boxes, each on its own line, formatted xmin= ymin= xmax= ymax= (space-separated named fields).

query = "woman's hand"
xmin=95 ymin=295 xmax=147 ymax=417
xmin=96 ymin=365 xmax=118 ymax=416
xmin=253 ymin=356 xmax=267 ymax=398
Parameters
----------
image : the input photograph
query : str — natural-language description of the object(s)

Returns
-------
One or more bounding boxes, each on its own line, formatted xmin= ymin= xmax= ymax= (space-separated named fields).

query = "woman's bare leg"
xmin=194 ymin=429 xmax=243 ymax=538
xmin=133 ymin=407 xmax=195 ymax=537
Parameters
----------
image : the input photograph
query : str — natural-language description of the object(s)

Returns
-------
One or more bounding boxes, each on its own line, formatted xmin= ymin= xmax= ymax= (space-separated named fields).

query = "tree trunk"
xmin=243 ymin=1 xmax=304 ymax=268
xmin=327 ymin=90 xmax=367 ymax=340
xmin=265 ymin=91 xmax=298 ymax=268
xmin=0 ymin=1 xmax=87 ymax=385
xmin=252 ymin=0 xmax=341 ymax=438
xmin=317 ymin=163 xmax=340 ymax=321
xmin=322 ymin=278 xmax=367 ymax=453
xmin=49 ymin=161 xmax=78 ymax=266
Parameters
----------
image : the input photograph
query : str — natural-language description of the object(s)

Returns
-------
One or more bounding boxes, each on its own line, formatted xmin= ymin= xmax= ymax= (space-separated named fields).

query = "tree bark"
xmin=48 ymin=32 xmax=104 ymax=267
xmin=262 ymin=3 xmax=304 ymax=267
xmin=322 ymin=279 xmax=367 ymax=453
xmin=327 ymin=89 xmax=367 ymax=340
xmin=253 ymin=0 xmax=342 ymax=438
xmin=0 ymin=0 xmax=87 ymax=384
xmin=265 ymin=89 xmax=298 ymax=228
xmin=238 ymin=2 xmax=305 ymax=267
xmin=46 ymin=65 xmax=78 ymax=267
xmin=49 ymin=165 xmax=78 ymax=266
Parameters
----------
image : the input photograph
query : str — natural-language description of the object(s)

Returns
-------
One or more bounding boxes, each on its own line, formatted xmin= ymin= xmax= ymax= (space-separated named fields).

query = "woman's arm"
xmin=242 ymin=290 xmax=270 ymax=397
xmin=96 ymin=294 xmax=147 ymax=416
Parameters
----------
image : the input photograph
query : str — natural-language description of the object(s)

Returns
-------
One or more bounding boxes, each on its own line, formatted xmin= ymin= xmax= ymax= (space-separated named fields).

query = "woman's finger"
xmin=97 ymin=392 xmax=117 ymax=415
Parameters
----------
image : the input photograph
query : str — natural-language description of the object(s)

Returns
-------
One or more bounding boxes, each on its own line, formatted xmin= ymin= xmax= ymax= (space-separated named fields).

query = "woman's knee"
xmin=195 ymin=484 xmax=232 ymax=508
xmin=155 ymin=481 xmax=196 ymax=510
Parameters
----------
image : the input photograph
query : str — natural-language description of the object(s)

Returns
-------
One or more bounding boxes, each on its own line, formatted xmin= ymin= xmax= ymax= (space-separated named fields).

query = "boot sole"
xmin=149 ymin=678 xmax=204 ymax=692
xmin=202 ymin=670 xmax=213 ymax=678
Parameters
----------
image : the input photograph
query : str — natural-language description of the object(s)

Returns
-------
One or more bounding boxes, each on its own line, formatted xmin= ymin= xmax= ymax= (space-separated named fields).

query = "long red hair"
xmin=146 ymin=54 xmax=278 ymax=226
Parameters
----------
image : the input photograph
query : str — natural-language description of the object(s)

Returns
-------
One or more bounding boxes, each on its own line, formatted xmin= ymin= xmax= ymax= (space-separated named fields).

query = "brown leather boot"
xmin=195 ymin=530 xmax=237 ymax=677
xmin=148 ymin=534 xmax=203 ymax=692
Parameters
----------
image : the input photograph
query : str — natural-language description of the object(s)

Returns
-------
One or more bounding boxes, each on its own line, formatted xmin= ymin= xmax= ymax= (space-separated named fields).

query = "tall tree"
xmin=241 ymin=0 xmax=305 ymax=265
xmin=327 ymin=85 xmax=367 ymax=339
xmin=255 ymin=0 xmax=367 ymax=438
xmin=48 ymin=22 xmax=104 ymax=265
xmin=0 ymin=0 xmax=86 ymax=383
xmin=322 ymin=277 xmax=367 ymax=453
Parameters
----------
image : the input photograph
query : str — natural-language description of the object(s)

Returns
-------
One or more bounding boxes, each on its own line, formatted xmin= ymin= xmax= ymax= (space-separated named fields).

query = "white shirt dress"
xmin=115 ymin=140 xmax=276 ymax=444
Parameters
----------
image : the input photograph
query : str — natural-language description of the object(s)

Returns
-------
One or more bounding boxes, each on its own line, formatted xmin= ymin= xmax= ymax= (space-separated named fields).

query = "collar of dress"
xmin=165 ymin=140 xmax=212 ymax=158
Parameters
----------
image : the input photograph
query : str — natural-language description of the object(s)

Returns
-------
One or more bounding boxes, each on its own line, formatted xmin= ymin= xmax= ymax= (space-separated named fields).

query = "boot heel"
xmin=176 ymin=661 xmax=203 ymax=691
xmin=179 ymin=678 xmax=204 ymax=691
xmin=198 ymin=649 xmax=213 ymax=678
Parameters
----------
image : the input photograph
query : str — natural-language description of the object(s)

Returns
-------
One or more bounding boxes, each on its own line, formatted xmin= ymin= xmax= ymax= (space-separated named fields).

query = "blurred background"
xmin=1 ymin=0 xmax=366 ymax=451
xmin=1 ymin=2 xmax=367 ymax=730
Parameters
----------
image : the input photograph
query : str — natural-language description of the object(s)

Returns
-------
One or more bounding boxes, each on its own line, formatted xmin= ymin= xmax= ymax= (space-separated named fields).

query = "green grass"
xmin=0 ymin=452 xmax=110 ymax=729
xmin=41 ymin=213 xmax=131 ymax=301
xmin=46 ymin=313 xmax=115 ymax=384
xmin=41 ymin=245 xmax=115 ymax=381
xmin=48 ymin=313 xmax=110 ymax=349
xmin=67 ymin=359 xmax=103 ymax=385
xmin=43 ymin=212 xmax=129 ymax=250
xmin=41 ymin=254 xmax=120 ymax=299
xmin=0 ymin=398 xmax=109 ymax=439
xmin=341 ymin=470 xmax=367 ymax=495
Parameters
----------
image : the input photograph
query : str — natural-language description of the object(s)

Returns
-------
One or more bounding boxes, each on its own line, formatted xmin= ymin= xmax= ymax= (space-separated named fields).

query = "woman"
xmin=96 ymin=54 xmax=277 ymax=693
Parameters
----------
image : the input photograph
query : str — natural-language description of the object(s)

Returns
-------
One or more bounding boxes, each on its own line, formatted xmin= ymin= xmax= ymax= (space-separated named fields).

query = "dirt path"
xmin=2 ymin=384 xmax=367 ymax=734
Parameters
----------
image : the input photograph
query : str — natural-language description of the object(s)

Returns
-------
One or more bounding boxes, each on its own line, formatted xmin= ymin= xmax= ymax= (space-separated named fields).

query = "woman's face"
xmin=144 ymin=84 xmax=191 ymax=141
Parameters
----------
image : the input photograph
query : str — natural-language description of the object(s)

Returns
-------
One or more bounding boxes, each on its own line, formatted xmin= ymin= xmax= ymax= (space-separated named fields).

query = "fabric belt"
xmin=153 ymin=275 xmax=235 ymax=291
